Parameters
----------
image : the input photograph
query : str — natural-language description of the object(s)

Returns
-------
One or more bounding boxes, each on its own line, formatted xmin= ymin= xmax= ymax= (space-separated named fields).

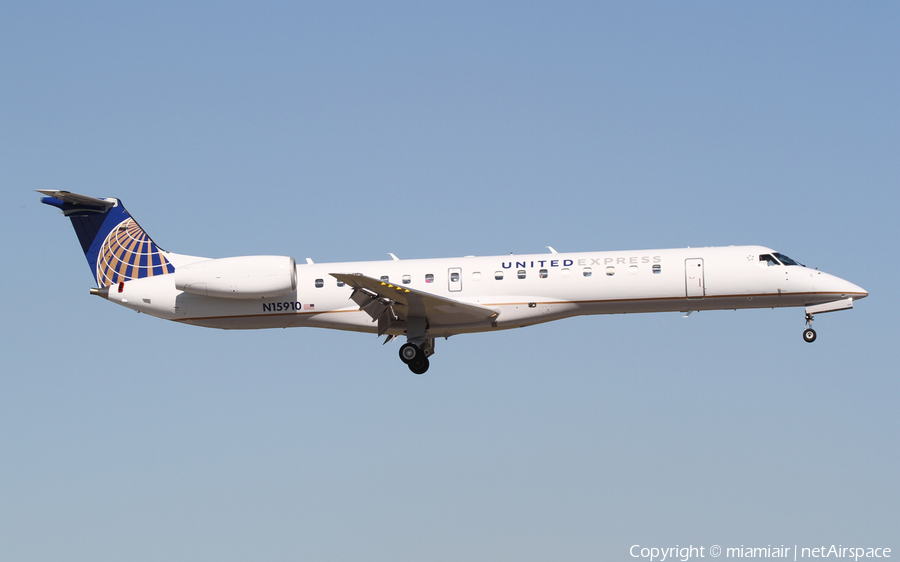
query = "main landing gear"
xmin=803 ymin=312 xmax=817 ymax=343
xmin=399 ymin=340 xmax=434 ymax=375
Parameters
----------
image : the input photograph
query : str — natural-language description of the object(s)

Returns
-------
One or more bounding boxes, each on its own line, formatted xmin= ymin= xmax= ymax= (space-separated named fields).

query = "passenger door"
xmin=685 ymin=258 xmax=705 ymax=299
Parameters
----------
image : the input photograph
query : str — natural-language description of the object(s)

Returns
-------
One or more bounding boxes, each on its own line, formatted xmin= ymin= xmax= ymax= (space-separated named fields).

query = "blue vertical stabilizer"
xmin=39 ymin=190 xmax=175 ymax=287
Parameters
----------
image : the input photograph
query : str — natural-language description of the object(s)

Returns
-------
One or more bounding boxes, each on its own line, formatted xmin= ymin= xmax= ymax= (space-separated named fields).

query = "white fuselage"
xmin=110 ymin=245 xmax=867 ymax=338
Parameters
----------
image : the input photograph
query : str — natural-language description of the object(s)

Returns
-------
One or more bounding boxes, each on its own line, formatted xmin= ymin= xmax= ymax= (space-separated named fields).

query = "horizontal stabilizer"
xmin=37 ymin=190 xmax=115 ymax=210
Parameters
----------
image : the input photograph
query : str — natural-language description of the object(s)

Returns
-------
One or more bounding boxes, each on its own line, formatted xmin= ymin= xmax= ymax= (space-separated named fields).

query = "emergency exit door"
xmin=448 ymin=267 xmax=462 ymax=292
xmin=685 ymin=258 xmax=705 ymax=299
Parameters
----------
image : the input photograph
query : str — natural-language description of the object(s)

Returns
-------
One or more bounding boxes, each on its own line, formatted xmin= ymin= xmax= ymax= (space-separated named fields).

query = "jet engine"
xmin=175 ymin=256 xmax=297 ymax=299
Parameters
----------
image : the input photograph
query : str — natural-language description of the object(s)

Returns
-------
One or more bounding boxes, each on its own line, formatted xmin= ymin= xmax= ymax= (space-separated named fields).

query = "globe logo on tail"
xmin=96 ymin=218 xmax=175 ymax=287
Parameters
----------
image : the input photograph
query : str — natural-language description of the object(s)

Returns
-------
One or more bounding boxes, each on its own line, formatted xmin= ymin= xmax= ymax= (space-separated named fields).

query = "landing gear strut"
xmin=398 ymin=340 xmax=433 ymax=374
xmin=803 ymin=313 xmax=817 ymax=343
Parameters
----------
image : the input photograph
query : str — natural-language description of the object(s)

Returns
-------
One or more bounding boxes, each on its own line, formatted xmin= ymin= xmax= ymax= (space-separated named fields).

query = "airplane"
xmin=39 ymin=190 xmax=868 ymax=374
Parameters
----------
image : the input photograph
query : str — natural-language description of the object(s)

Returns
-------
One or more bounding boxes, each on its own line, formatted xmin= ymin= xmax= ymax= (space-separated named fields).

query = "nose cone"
xmin=848 ymin=281 xmax=868 ymax=300
xmin=821 ymin=271 xmax=867 ymax=300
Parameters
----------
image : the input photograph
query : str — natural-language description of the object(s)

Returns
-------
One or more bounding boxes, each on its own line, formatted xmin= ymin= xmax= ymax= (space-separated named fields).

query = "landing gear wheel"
xmin=408 ymin=356 xmax=430 ymax=375
xmin=803 ymin=328 xmax=817 ymax=343
xmin=399 ymin=343 xmax=419 ymax=364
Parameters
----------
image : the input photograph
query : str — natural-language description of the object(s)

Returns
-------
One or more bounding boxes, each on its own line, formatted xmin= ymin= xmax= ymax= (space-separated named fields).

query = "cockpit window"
xmin=773 ymin=252 xmax=804 ymax=267
xmin=759 ymin=254 xmax=781 ymax=267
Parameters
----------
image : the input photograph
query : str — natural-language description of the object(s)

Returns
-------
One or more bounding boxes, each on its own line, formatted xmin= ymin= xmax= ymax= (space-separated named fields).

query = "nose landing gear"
xmin=803 ymin=327 xmax=817 ymax=343
xmin=803 ymin=313 xmax=817 ymax=343
xmin=802 ymin=298 xmax=857 ymax=343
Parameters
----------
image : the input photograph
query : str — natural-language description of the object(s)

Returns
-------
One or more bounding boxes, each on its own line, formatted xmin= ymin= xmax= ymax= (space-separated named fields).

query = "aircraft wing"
xmin=330 ymin=273 xmax=499 ymax=332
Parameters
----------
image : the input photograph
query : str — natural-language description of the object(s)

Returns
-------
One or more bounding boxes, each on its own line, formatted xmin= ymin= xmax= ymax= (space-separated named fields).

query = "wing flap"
xmin=331 ymin=273 xmax=499 ymax=328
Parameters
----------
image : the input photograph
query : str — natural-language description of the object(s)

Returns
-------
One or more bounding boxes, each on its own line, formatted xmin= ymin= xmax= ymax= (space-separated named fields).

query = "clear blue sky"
xmin=2 ymin=2 xmax=898 ymax=560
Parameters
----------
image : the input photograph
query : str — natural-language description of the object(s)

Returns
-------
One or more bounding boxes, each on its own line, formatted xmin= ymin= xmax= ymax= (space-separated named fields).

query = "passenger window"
xmin=583 ymin=267 xmax=592 ymax=277
xmin=494 ymin=271 xmax=504 ymax=280
xmin=380 ymin=275 xmax=389 ymax=283
xmin=336 ymin=279 xmax=345 ymax=287
xmin=561 ymin=268 xmax=570 ymax=278
xmin=402 ymin=274 xmax=411 ymax=284
xmin=425 ymin=274 xmax=434 ymax=283
xmin=539 ymin=269 xmax=548 ymax=279
xmin=517 ymin=270 xmax=526 ymax=279
xmin=315 ymin=278 xmax=324 ymax=288
xmin=472 ymin=271 xmax=482 ymax=281
xmin=629 ymin=265 xmax=638 ymax=274
xmin=450 ymin=272 xmax=460 ymax=282
xmin=606 ymin=266 xmax=615 ymax=276
xmin=652 ymin=264 xmax=661 ymax=274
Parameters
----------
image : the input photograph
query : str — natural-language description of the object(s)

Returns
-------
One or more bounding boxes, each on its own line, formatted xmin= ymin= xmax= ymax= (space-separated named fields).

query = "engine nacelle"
xmin=175 ymin=256 xmax=297 ymax=299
